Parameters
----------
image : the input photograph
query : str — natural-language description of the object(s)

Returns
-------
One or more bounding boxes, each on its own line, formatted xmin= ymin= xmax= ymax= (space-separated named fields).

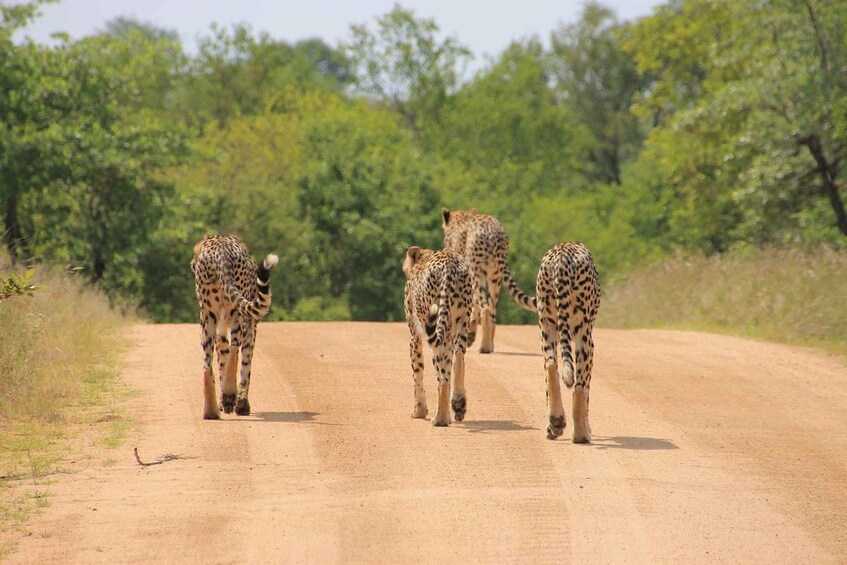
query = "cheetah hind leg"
xmin=479 ymin=307 xmax=494 ymax=354
xmin=217 ymin=333 xmax=238 ymax=414
xmin=431 ymin=347 xmax=452 ymax=427
xmin=234 ymin=337 xmax=254 ymax=416
xmin=546 ymin=363 xmax=566 ymax=439
xmin=450 ymin=349 xmax=467 ymax=422
xmin=409 ymin=331 xmax=428 ymax=419
xmin=572 ymin=386 xmax=591 ymax=444
xmin=220 ymin=351 xmax=238 ymax=414
xmin=431 ymin=377 xmax=451 ymax=427
xmin=203 ymin=368 xmax=220 ymax=420
xmin=200 ymin=318 xmax=220 ymax=419
xmin=466 ymin=306 xmax=479 ymax=347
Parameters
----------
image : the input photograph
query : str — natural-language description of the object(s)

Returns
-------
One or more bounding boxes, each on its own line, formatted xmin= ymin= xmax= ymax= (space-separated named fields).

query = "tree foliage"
xmin=437 ymin=39 xmax=592 ymax=204
xmin=345 ymin=4 xmax=471 ymax=133
xmin=549 ymin=2 xmax=646 ymax=186
xmin=179 ymin=24 xmax=350 ymax=129
xmin=3 ymin=30 xmax=188 ymax=298
xmin=625 ymin=0 xmax=847 ymax=250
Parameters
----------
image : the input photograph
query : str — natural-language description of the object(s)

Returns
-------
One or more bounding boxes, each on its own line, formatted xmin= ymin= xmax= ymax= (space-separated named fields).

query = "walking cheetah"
xmin=403 ymin=246 xmax=473 ymax=426
xmin=191 ymin=234 xmax=278 ymax=419
xmin=441 ymin=208 xmax=535 ymax=353
xmin=536 ymin=242 xmax=600 ymax=442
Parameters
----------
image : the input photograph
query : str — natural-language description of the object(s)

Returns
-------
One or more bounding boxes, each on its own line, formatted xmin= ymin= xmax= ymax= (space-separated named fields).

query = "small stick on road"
xmin=133 ymin=448 xmax=179 ymax=467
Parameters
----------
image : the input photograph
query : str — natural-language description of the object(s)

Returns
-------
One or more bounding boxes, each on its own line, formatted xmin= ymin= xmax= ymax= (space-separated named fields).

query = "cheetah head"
xmin=403 ymin=246 xmax=434 ymax=278
xmin=442 ymin=207 xmax=479 ymax=226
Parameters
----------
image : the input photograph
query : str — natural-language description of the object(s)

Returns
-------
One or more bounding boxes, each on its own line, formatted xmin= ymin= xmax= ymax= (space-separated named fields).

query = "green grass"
xmin=0 ymin=257 xmax=131 ymax=547
xmin=600 ymin=246 xmax=847 ymax=354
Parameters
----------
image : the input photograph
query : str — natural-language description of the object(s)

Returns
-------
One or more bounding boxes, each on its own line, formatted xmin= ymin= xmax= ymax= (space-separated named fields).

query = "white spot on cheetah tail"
xmin=429 ymin=304 xmax=439 ymax=317
xmin=264 ymin=254 xmax=279 ymax=269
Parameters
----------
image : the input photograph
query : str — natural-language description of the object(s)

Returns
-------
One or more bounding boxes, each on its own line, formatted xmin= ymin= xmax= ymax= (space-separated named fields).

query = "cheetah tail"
xmin=258 ymin=254 xmax=279 ymax=285
xmin=561 ymin=334 xmax=575 ymax=389
xmin=556 ymin=284 xmax=575 ymax=389
xmin=229 ymin=253 xmax=278 ymax=321
xmin=425 ymin=289 xmax=450 ymax=348
xmin=502 ymin=263 xmax=537 ymax=312
xmin=252 ymin=254 xmax=279 ymax=318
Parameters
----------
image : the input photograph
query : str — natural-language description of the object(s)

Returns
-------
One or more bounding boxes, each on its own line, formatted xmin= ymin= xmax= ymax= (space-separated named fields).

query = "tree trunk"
xmin=3 ymin=193 xmax=29 ymax=263
xmin=92 ymin=251 xmax=105 ymax=284
xmin=798 ymin=134 xmax=847 ymax=236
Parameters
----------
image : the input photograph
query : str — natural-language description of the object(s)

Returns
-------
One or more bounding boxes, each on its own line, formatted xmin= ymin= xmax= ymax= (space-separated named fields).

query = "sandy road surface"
xmin=5 ymin=322 xmax=847 ymax=563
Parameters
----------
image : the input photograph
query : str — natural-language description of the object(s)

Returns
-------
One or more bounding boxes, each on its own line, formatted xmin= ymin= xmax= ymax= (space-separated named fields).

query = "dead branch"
xmin=133 ymin=448 xmax=180 ymax=467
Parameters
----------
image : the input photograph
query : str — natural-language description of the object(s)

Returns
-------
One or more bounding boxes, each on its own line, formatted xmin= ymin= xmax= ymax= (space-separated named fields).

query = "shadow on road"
xmin=461 ymin=420 xmax=536 ymax=433
xmin=491 ymin=351 xmax=541 ymax=358
xmin=251 ymin=411 xmax=338 ymax=425
xmin=591 ymin=436 xmax=678 ymax=450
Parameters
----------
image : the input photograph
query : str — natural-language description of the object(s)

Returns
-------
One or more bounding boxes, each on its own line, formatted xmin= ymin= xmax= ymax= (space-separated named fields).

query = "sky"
xmin=15 ymin=0 xmax=665 ymax=68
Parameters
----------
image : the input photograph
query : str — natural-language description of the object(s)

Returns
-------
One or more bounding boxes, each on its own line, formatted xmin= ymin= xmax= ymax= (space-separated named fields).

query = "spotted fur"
xmin=403 ymin=246 xmax=473 ymax=426
xmin=191 ymin=234 xmax=278 ymax=419
xmin=536 ymin=242 xmax=600 ymax=442
xmin=441 ymin=208 xmax=535 ymax=354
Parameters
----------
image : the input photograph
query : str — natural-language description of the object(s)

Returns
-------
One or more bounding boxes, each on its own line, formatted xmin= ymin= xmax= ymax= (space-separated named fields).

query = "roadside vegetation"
xmin=0 ymin=256 xmax=129 ymax=553
xmin=601 ymin=247 xmax=847 ymax=354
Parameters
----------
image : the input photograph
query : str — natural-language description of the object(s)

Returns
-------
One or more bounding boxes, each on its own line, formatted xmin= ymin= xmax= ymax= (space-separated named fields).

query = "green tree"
xmin=97 ymin=17 xmax=185 ymax=114
xmin=625 ymin=0 xmax=847 ymax=250
xmin=549 ymin=2 xmax=646 ymax=185
xmin=2 ymin=29 xmax=187 ymax=301
xmin=296 ymin=91 xmax=441 ymax=320
xmin=345 ymin=4 xmax=471 ymax=133
xmin=178 ymin=24 xmax=350 ymax=128
xmin=436 ymin=39 xmax=593 ymax=210
xmin=163 ymin=89 xmax=441 ymax=322
xmin=0 ymin=0 xmax=56 ymax=261
xmin=101 ymin=16 xmax=180 ymax=43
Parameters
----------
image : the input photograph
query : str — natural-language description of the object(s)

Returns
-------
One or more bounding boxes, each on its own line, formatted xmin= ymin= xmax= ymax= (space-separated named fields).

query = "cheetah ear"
xmin=441 ymin=207 xmax=451 ymax=225
xmin=193 ymin=239 xmax=204 ymax=259
xmin=406 ymin=246 xmax=422 ymax=263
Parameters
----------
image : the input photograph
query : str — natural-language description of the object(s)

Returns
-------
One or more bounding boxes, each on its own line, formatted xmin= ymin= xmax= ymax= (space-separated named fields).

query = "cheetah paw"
xmin=546 ymin=415 xmax=565 ymax=440
xmin=411 ymin=404 xmax=428 ymax=419
xmin=451 ymin=396 xmax=467 ymax=422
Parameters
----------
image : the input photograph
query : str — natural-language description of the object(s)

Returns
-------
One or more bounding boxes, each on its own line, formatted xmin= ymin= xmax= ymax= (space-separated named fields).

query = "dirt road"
xmin=5 ymin=323 xmax=847 ymax=563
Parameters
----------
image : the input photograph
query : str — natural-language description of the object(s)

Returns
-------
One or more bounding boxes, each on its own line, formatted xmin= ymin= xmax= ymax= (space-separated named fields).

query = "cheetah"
xmin=535 ymin=242 xmax=600 ymax=442
xmin=441 ymin=208 xmax=535 ymax=354
xmin=403 ymin=246 xmax=473 ymax=426
xmin=191 ymin=234 xmax=278 ymax=419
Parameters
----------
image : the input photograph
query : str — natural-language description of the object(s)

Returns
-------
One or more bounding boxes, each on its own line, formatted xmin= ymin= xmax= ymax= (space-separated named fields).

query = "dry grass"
xmin=600 ymin=247 xmax=847 ymax=353
xmin=0 ymin=257 xmax=130 ymax=548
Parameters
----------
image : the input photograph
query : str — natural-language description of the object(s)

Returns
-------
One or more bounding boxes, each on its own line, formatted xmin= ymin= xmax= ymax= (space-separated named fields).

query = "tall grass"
xmin=0 ymin=255 xmax=130 ymax=549
xmin=600 ymin=247 xmax=847 ymax=352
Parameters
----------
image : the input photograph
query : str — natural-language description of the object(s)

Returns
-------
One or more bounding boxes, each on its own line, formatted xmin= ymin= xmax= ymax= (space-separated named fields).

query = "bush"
xmin=0 ymin=270 xmax=36 ymax=302
xmin=0 ymin=254 xmax=129 ymax=540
